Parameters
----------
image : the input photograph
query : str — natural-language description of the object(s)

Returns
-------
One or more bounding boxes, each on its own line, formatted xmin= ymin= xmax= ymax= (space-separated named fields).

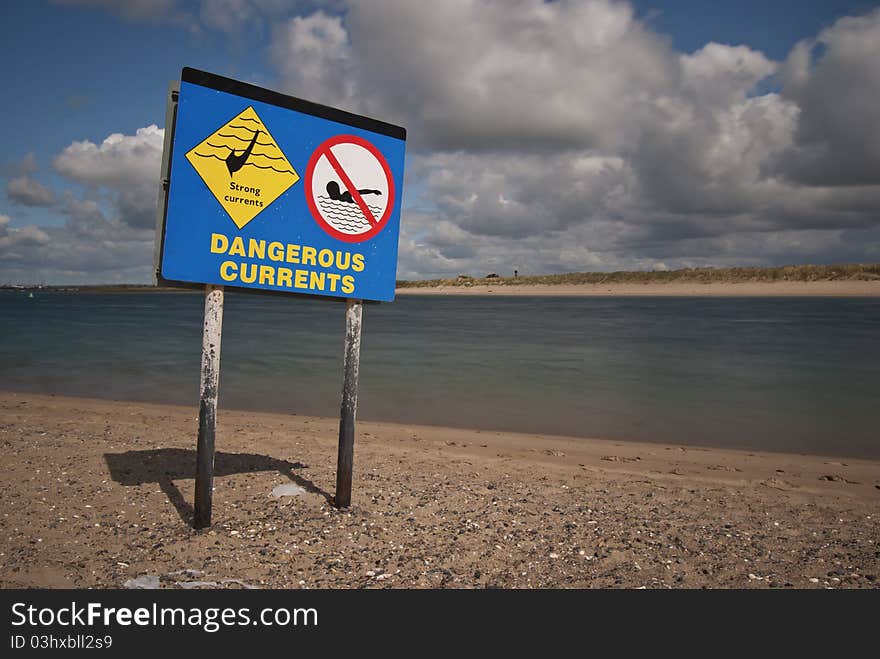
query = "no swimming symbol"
xmin=305 ymin=135 xmax=395 ymax=243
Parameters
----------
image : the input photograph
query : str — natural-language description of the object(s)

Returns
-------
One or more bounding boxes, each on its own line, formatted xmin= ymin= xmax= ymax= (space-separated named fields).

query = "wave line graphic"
xmin=317 ymin=196 xmax=383 ymax=213
xmin=316 ymin=197 xmax=375 ymax=232
xmin=216 ymin=133 xmax=274 ymax=146
xmin=324 ymin=221 xmax=370 ymax=232
xmin=241 ymin=162 xmax=296 ymax=175
xmin=191 ymin=152 xmax=226 ymax=161
xmin=248 ymin=152 xmax=286 ymax=161
xmin=191 ymin=154 xmax=295 ymax=177
xmin=203 ymin=144 xmax=286 ymax=161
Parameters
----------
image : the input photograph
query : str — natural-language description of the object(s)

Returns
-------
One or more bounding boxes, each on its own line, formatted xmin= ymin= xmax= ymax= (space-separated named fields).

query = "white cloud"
xmin=0 ymin=126 xmax=166 ymax=284
xmin=0 ymin=214 xmax=51 ymax=253
xmin=680 ymin=43 xmax=777 ymax=107
xmin=276 ymin=0 xmax=680 ymax=153
xmin=780 ymin=8 xmax=880 ymax=185
xmin=53 ymin=125 xmax=164 ymax=229
xmin=1 ymin=152 xmax=39 ymax=178
xmin=412 ymin=150 xmax=632 ymax=238
xmin=271 ymin=11 xmax=355 ymax=106
xmin=199 ymin=0 xmax=310 ymax=33
xmin=6 ymin=176 xmax=57 ymax=207
xmin=0 ymin=196 xmax=155 ymax=285
xmin=53 ymin=125 xmax=164 ymax=190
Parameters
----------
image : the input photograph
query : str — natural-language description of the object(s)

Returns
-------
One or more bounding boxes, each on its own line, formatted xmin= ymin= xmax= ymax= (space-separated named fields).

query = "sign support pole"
xmin=194 ymin=284 xmax=225 ymax=528
xmin=335 ymin=299 xmax=363 ymax=508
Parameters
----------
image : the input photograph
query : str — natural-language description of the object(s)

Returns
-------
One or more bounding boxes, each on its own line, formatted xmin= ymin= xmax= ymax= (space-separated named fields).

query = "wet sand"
xmin=396 ymin=281 xmax=880 ymax=296
xmin=1 ymin=392 xmax=877 ymax=589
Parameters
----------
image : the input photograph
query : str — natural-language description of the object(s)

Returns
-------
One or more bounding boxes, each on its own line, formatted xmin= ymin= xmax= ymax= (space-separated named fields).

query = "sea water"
xmin=1 ymin=290 xmax=878 ymax=458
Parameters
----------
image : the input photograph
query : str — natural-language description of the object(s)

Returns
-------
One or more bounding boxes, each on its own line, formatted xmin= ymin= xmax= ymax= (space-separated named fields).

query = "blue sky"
xmin=1 ymin=2 xmax=259 ymax=229
xmin=2 ymin=0 xmax=879 ymax=283
xmin=634 ymin=0 xmax=878 ymax=58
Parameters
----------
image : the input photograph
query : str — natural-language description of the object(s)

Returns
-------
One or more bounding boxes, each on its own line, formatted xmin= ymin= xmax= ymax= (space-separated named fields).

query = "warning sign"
xmin=160 ymin=67 xmax=406 ymax=301
xmin=185 ymin=106 xmax=299 ymax=230
xmin=305 ymin=135 xmax=395 ymax=243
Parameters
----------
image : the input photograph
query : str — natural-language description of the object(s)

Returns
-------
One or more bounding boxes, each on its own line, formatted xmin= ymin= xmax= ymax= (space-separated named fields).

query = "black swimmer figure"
xmin=326 ymin=180 xmax=382 ymax=204
xmin=226 ymin=130 xmax=259 ymax=176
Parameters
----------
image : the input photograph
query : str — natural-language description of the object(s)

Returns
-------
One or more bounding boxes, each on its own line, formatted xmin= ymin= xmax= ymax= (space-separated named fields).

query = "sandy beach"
xmin=1 ymin=391 xmax=877 ymax=589
xmin=396 ymin=281 xmax=880 ymax=296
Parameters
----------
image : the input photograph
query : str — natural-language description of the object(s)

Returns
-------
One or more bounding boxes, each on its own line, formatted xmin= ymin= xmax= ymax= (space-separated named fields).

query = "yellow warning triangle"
xmin=186 ymin=106 xmax=299 ymax=229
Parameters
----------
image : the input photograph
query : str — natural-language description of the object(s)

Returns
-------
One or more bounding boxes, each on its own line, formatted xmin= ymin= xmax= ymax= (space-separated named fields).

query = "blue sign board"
xmin=157 ymin=68 xmax=406 ymax=302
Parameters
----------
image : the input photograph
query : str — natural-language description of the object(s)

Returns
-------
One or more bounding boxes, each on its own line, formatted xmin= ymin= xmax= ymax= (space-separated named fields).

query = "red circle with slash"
xmin=305 ymin=135 xmax=395 ymax=243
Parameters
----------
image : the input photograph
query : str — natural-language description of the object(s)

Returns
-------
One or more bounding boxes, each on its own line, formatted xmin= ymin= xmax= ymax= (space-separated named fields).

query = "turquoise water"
xmin=1 ymin=290 xmax=878 ymax=457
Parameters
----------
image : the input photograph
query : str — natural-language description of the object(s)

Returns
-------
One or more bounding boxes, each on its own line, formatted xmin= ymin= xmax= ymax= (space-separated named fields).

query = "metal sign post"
xmin=154 ymin=68 xmax=405 ymax=527
xmin=193 ymin=284 xmax=224 ymax=528
xmin=335 ymin=299 xmax=363 ymax=508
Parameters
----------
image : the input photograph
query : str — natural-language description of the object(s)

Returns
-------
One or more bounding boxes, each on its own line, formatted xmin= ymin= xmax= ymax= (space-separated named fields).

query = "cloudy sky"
xmin=1 ymin=0 xmax=879 ymax=284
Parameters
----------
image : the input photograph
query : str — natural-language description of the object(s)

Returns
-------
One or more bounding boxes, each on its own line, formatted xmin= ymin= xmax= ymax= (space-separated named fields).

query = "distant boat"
xmin=28 ymin=292 xmax=34 ymax=298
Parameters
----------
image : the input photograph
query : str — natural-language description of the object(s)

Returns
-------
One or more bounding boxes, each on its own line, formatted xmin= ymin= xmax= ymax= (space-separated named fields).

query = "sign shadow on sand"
xmin=104 ymin=449 xmax=331 ymax=526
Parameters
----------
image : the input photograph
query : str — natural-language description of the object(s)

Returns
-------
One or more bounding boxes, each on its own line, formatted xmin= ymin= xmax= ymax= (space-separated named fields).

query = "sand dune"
xmin=397 ymin=281 xmax=880 ymax=297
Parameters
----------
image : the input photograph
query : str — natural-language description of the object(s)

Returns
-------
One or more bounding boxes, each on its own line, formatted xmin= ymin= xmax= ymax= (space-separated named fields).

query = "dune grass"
xmin=396 ymin=264 xmax=880 ymax=288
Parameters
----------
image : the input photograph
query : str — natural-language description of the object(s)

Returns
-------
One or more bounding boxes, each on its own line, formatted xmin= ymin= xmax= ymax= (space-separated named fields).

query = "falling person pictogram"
xmin=225 ymin=130 xmax=259 ymax=176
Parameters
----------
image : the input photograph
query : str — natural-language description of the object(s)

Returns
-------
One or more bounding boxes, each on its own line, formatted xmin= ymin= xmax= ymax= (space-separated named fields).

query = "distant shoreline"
xmin=396 ymin=280 xmax=880 ymax=297
xmin=3 ymin=281 xmax=877 ymax=297
xmin=5 ymin=263 xmax=879 ymax=297
xmin=396 ymin=263 xmax=880 ymax=296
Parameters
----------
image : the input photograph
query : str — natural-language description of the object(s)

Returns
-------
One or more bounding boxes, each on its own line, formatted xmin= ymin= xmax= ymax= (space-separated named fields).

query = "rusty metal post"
xmin=194 ymin=284 xmax=224 ymax=528
xmin=335 ymin=299 xmax=363 ymax=508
